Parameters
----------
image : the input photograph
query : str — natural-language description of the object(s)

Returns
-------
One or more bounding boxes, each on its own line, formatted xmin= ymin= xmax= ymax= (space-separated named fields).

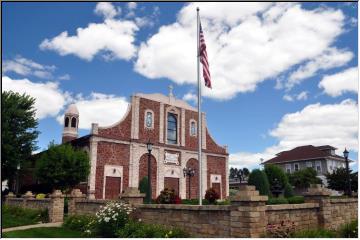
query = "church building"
xmin=62 ymin=90 xmax=229 ymax=200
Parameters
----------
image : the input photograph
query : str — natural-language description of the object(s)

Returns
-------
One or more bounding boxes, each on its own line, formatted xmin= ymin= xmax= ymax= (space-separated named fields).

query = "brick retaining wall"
xmin=328 ymin=198 xmax=358 ymax=229
xmin=136 ymin=204 xmax=231 ymax=237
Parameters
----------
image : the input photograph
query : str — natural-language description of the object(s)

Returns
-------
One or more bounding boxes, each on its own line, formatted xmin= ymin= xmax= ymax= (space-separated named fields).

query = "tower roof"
xmin=65 ymin=104 xmax=79 ymax=115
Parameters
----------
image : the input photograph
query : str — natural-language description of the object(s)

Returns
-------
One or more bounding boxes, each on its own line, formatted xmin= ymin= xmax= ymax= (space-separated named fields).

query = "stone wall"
xmin=266 ymin=203 xmax=319 ymax=231
xmin=328 ymin=198 xmax=358 ymax=229
xmin=5 ymin=190 xmax=64 ymax=223
xmin=72 ymin=199 xmax=108 ymax=215
xmin=136 ymin=204 xmax=231 ymax=238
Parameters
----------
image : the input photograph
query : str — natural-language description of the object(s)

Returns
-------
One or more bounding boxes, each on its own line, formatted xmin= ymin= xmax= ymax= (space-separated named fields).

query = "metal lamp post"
xmin=183 ymin=167 xmax=196 ymax=199
xmin=343 ymin=148 xmax=352 ymax=197
xmin=16 ymin=163 xmax=21 ymax=195
xmin=146 ymin=140 xmax=153 ymax=204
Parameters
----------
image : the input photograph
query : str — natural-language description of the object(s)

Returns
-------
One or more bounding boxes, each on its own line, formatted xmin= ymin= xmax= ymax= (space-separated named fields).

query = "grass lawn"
xmin=2 ymin=211 xmax=41 ymax=228
xmin=2 ymin=205 xmax=48 ymax=228
xmin=2 ymin=227 xmax=83 ymax=238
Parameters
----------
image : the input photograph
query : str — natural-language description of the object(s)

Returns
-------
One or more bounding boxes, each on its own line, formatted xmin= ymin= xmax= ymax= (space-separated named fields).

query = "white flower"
xmin=104 ymin=217 xmax=110 ymax=222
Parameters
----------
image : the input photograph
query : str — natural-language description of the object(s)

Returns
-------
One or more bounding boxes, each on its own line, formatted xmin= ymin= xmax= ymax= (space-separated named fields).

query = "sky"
xmin=2 ymin=2 xmax=358 ymax=171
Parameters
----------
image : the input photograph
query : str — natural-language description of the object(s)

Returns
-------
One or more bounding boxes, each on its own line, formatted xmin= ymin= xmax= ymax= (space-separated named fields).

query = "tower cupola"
xmin=62 ymin=104 xmax=79 ymax=143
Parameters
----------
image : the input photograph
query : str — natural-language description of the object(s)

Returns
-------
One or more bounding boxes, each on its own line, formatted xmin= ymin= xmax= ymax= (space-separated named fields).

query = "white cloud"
xmin=2 ymin=76 xmax=69 ymax=119
xmin=230 ymin=99 xmax=358 ymax=169
xmin=286 ymin=48 xmax=353 ymax=89
xmin=318 ymin=67 xmax=358 ymax=97
xmin=135 ymin=2 xmax=346 ymax=100
xmin=127 ymin=2 xmax=137 ymax=10
xmin=283 ymin=94 xmax=293 ymax=102
xmin=94 ymin=2 xmax=119 ymax=19
xmin=296 ymin=91 xmax=308 ymax=100
xmin=182 ymin=92 xmax=197 ymax=104
xmin=283 ymin=91 xmax=308 ymax=102
xmin=57 ymin=92 xmax=129 ymax=130
xmin=40 ymin=18 xmax=139 ymax=61
xmin=58 ymin=74 xmax=71 ymax=81
xmin=3 ymin=56 xmax=56 ymax=79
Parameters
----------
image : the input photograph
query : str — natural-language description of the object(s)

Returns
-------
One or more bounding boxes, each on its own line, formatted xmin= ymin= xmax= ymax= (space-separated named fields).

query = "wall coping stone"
xmin=266 ymin=203 xmax=319 ymax=211
xmin=77 ymin=199 xmax=109 ymax=204
xmin=27 ymin=198 xmax=51 ymax=202
xmin=330 ymin=198 xmax=358 ymax=203
xmin=136 ymin=204 xmax=231 ymax=211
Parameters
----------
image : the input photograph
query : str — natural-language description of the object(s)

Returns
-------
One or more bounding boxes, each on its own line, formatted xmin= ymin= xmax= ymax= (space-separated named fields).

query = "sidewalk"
xmin=2 ymin=222 xmax=63 ymax=233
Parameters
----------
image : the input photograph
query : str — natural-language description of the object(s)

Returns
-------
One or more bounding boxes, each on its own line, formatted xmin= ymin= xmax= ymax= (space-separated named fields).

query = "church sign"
xmin=164 ymin=152 xmax=179 ymax=165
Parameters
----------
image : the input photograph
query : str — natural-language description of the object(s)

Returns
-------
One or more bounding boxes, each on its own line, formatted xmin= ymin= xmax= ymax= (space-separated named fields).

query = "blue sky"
xmin=2 ymin=2 xmax=358 ymax=170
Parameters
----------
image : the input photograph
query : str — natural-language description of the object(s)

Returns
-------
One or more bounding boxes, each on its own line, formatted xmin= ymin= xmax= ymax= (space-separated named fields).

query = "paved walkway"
xmin=2 ymin=222 xmax=63 ymax=233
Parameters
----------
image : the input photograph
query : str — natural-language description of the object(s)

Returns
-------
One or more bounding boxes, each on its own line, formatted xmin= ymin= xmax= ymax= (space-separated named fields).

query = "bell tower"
xmin=62 ymin=104 xmax=79 ymax=143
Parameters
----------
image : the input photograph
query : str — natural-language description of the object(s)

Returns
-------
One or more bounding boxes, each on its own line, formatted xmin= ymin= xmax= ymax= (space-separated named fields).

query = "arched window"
xmin=71 ymin=117 xmax=77 ymax=128
xmin=65 ymin=117 xmax=69 ymax=127
xmin=167 ymin=113 xmax=177 ymax=144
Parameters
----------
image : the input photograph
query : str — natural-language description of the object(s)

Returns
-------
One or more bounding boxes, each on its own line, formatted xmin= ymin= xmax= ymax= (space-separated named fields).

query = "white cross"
xmin=168 ymin=84 xmax=174 ymax=97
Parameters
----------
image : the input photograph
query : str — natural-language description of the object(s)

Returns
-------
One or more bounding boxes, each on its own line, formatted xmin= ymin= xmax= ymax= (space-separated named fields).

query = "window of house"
xmin=190 ymin=120 xmax=197 ymax=136
xmin=306 ymin=161 xmax=312 ymax=168
xmin=65 ymin=117 xmax=69 ymax=127
xmin=316 ymin=161 xmax=321 ymax=173
xmin=71 ymin=117 xmax=77 ymax=128
xmin=286 ymin=164 xmax=291 ymax=174
xmin=145 ymin=111 xmax=153 ymax=129
xmin=167 ymin=113 xmax=177 ymax=144
xmin=294 ymin=163 xmax=299 ymax=172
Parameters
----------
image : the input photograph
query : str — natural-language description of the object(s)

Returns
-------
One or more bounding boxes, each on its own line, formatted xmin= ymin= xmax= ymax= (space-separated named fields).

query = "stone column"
xmin=230 ymin=185 xmax=268 ymax=238
xmin=303 ymin=184 xmax=332 ymax=229
xmin=5 ymin=192 xmax=15 ymax=204
xmin=23 ymin=191 xmax=34 ymax=207
xmin=49 ymin=190 xmax=65 ymax=223
xmin=68 ymin=189 xmax=86 ymax=215
xmin=120 ymin=187 xmax=145 ymax=205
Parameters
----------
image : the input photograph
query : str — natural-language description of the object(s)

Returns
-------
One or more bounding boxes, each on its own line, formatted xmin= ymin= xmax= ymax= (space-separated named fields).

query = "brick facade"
xmin=64 ymin=92 xmax=228 ymax=199
xmin=138 ymin=154 xmax=157 ymax=199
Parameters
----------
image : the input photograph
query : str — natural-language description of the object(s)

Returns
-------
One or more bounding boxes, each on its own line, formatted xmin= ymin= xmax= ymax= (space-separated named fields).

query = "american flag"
xmin=199 ymin=22 xmax=212 ymax=88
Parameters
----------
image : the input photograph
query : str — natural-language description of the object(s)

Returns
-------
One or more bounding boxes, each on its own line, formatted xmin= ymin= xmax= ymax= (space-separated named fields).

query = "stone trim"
xmin=88 ymin=136 xmax=98 ymax=199
xmin=135 ymin=93 xmax=197 ymax=111
xmin=201 ymin=113 xmax=207 ymax=149
xmin=330 ymin=198 xmax=358 ymax=203
xmin=159 ymin=103 xmax=164 ymax=143
xmin=102 ymin=165 xmax=124 ymax=199
xmin=266 ymin=203 xmax=319 ymax=211
xmin=144 ymin=109 xmax=155 ymax=129
xmin=189 ymin=119 xmax=197 ymax=137
xmin=181 ymin=108 xmax=185 ymax=146
xmin=136 ymin=203 xmax=231 ymax=211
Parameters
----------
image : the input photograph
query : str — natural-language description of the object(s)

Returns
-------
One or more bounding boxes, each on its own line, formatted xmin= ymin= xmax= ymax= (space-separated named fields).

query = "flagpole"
xmin=196 ymin=7 xmax=202 ymax=206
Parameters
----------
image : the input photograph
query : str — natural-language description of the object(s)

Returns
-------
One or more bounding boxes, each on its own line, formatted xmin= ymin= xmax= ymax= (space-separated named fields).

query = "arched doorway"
xmin=186 ymin=158 xmax=199 ymax=199
xmin=139 ymin=154 xmax=157 ymax=199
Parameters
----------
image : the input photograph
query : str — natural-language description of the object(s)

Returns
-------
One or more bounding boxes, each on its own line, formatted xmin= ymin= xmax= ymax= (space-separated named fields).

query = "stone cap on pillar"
xmin=70 ymin=189 xmax=86 ymax=198
xmin=23 ymin=191 xmax=35 ymax=198
xmin=120 ymin=187 xmax=146 ymax=198
xmin=303 ymin=184 xmax=331 ymax=197
xmin=6 ymin=192 xmax=15 ymax=198
xmin=230 ymin=185 xmax=268 ymax=202
xmin=50 ymin=190 xmax=65 ymax=198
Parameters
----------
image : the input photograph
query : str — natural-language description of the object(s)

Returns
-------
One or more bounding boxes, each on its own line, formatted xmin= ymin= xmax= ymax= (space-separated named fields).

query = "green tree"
xmin=264 ymin=164 xmax=288 ymax=190
xmin=229 ymin=167 xmax=250 ymax=184
xmin=288 ymin=167 xmax=321 ymax=189
xmin=248 ymin=169 xmax=270 ymax=196
xmin=2 ymin=91 xmax=39 ymax=188
xmin=35 ymin=143 xmax=90 ymax=191
xmin=284 ymin=183 xmax=294 ymax=198
xmin=139 ymin=176 xmax=149 ymax=194
xmin=325 ymin=168 xmax=357 ymax=192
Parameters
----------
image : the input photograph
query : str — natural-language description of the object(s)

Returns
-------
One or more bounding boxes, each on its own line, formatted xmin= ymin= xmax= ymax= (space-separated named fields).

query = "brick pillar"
xmin=120 ymin=187 xmax=145 ymax=205
xmin=303 ymin=184 xmax=332 ymax=229
xmin=23 ymin=191 xmax=34 ymax=207
xmin=49 ymin=190 xmax=65 ymax=223
xmin=230 ymin=185 xmax=268 ymax=237
xmin=5 ymin=192 xmax=15 ymax=204
xmin=68 ymin=189 xmax=86 ymax=215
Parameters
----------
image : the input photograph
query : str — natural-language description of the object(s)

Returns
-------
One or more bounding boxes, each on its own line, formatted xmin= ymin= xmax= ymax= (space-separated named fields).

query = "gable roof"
xmin=264 ymin=145 xmax=347 ymax=164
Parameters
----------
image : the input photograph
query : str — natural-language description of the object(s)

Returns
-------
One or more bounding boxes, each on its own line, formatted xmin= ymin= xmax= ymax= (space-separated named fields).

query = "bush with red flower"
xmin=156 ymin=188 xmax=181 ymax=204
xmin=205 ymin=188 xmax=220 ymax=204
xmin=266 ymin=220 xmax=296 ymax=238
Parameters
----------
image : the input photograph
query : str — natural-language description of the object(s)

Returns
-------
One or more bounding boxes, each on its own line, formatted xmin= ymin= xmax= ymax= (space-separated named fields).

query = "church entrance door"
xmin=212 ymin=182 xmax=221 ymax=199
xmin=105 ymin=176 xmax=121 ymax=199
xmin=164 ymin=177 xmax=179 ymax=195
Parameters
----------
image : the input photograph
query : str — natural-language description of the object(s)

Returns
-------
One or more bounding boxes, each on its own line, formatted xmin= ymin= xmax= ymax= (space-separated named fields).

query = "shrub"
xmin=338 ymin=220 xmax=358 ymax=238
xmin=205 ymin=188 xmax=220 ymax=204
xmin=63 ymin=214 xmax=95 ymax=232
xmin=181 ymin=199 xmax=210 ymax=205
xmin=265 ymin=164 xmax=288 ymax=190
xmin=284 ymin=183 xmax=294 ymax=198
xmin=3 ymin=205 xmax=48 ymax=223
xmin=229 ymin=189 xmax=239 ymax=197
xmin=156 ymin=188 xmax=181 ymax=204
xmin=291 ymin=228 xmax=337 ymax=238
xmin=267 ymin=197 xmax=288 ymax=205
xmin=84 ymin=201 xmax=134 ymax=237
xmin=287 ymin=196 xmax=304 ymax=204
xmin=288 ymin=167 xmax=321 ymax=189
xmin=20 ymin=183 xmax=53 ymax=195
xmin=116 ymin=220 xmax=190 ymax=238
xmin=35 ymin=193 xmax=46 ymax=199
xmin=266 ymin=220 xmax=295 ymax=237
xmin=248 ymin=169 xmax=270 ymax=196
xmin=216 ymin=199 xmax=230 ymax=205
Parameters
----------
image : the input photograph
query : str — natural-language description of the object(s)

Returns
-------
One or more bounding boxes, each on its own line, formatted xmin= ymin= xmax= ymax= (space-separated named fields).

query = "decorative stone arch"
xmin=189 ymin=119 xmax=197 ymax=137
xmin=185 ymin=158 xmax=199 ymax=199
xmin=165 ymin=106 xmax=181 ymax=145
xmin=139 ymin=153 xmax=157 ymax=199
xmin=71 ymin=117 xmax=77 ymax=128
